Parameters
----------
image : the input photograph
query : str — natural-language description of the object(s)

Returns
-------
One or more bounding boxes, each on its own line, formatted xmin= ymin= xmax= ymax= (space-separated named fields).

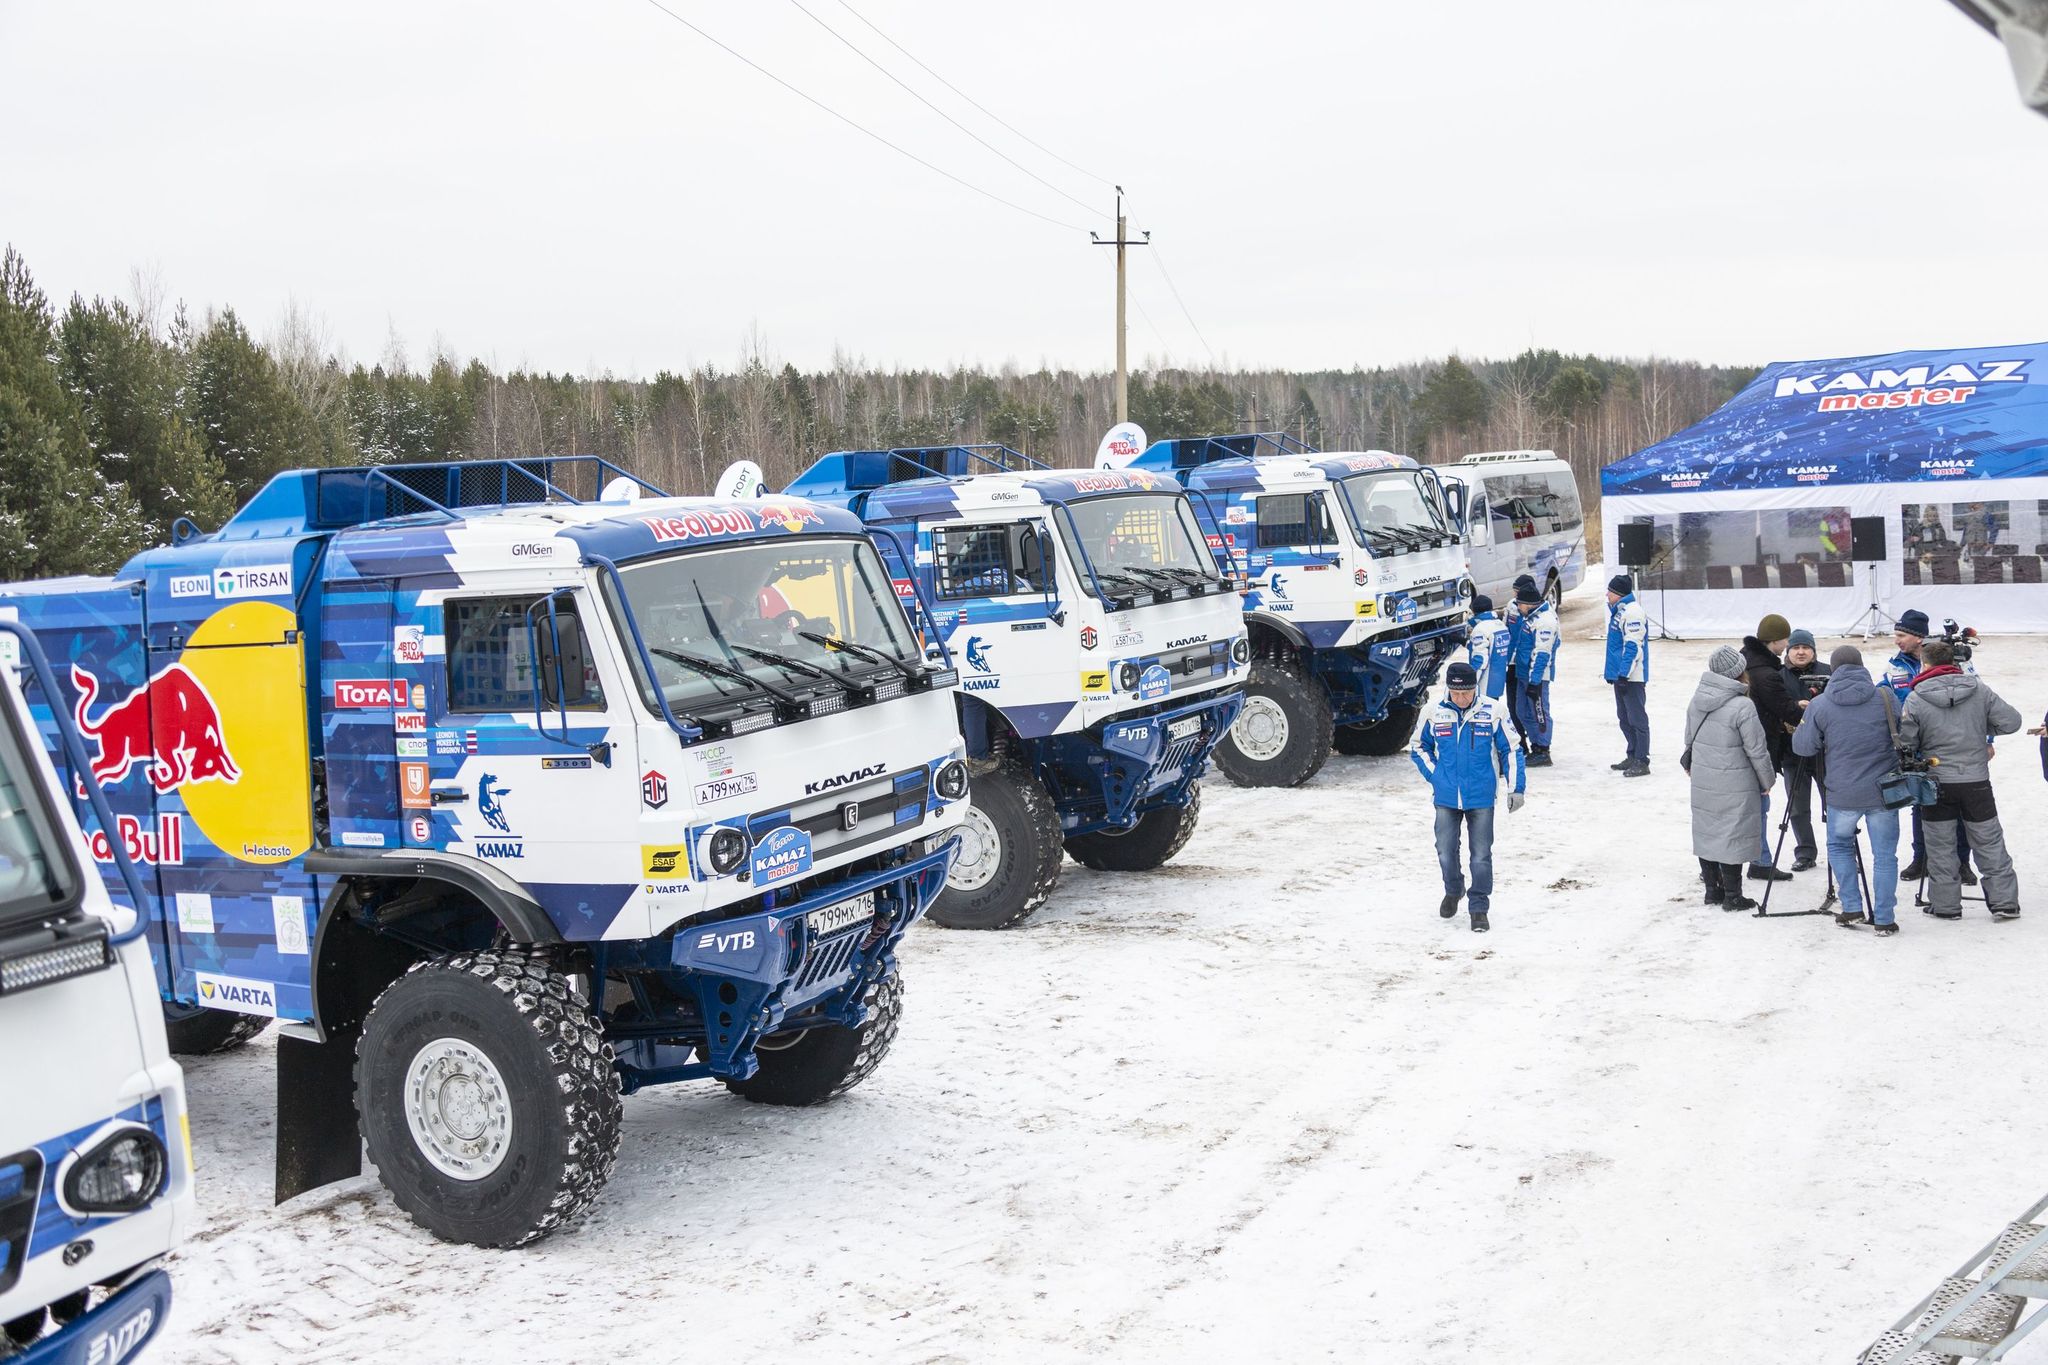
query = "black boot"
xmin=1700 ymin=858 xmax=1724 ymax=906
xmin=1440 ymin=893 xmax=1460 ymax=919
xmin=1899 ymin=859 xmax=1926 ymax=881
xmin=1720 ymin=864 xmax=1758 ymax=912
xmin=1748 ymin=862 xmax=1793 ymax=882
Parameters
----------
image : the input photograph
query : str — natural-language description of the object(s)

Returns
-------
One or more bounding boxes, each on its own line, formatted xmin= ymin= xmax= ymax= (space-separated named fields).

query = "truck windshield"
xmin=1333 ymin=470 xmax=1450 ymax=547
xmin=1056 ymin=493 xmax=1219 ymax=595
xmin=613 ymin=537 xmax=920 ymax=713
xmin=0 ymin=690 xmax=82 ymax=927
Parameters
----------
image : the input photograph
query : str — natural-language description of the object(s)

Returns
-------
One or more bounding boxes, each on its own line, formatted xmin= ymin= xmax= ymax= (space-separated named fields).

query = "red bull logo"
xmin=72 ymin=663 xmax=240 ymax=794
xmin=642 ymin=502 xmax=824 ymax=543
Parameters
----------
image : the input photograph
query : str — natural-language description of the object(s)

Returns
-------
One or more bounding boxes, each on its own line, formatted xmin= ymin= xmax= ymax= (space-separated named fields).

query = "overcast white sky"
xmin=3 ymin=0 xmax=2043 ymax=378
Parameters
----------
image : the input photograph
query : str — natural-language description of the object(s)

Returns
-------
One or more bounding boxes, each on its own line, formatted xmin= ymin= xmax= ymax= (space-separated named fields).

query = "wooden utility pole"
xmin=1091 ymin=186 xmax=1148 ymax=424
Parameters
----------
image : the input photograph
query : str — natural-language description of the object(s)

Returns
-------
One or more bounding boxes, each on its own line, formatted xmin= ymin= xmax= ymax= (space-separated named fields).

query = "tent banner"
xmin=1600 ymin=342 xmax=2048 ymax=496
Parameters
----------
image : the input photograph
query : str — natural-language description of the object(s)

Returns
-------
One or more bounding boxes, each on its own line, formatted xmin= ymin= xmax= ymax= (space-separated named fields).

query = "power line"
xmin=636 ymin=0 xmax=1086 ymax=233
xmin=828 ymin=0 xmax=1117 ymax=192
xmin=1147 ymin=245 xmax=1217 ymax=367
xmin=788 ymin=0 xmax=1100 ymax=220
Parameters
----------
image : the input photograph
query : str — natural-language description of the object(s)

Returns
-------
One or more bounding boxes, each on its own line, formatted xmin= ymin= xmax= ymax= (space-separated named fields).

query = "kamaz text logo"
xmin=1920 ymin=457 xmax=1976 ymax=477
xmin=806 ymin=763 xmax=884 ymax=795
xmin=1788 ymin=464 xmax=1837 ymax=484
xmin=1776 ymin=359 xmax=2028 ymax=414
xmin=1165 ymin=636 xmax=1207 ymax=649
xmin=475 ymin=840 xmax=525 ymax=858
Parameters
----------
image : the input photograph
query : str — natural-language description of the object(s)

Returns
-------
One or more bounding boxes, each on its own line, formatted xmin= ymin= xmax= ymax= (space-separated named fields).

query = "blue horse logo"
xmin=965 ymin=636 xmax=994 ymax=674
xmin=1269 ymin=573 xmax=1290 ymax=600
xmin=478 ymin=774 xmax=512 ymax=833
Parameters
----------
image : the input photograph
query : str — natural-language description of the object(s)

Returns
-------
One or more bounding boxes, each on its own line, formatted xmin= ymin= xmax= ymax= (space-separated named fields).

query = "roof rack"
xmin=1133 ymin=431 xmax=1319 ymax=472
xmin=784 ymin=444 xmax=1052 ymax=504
xmin=1456 ymin=450 xmax=1557 ymax=465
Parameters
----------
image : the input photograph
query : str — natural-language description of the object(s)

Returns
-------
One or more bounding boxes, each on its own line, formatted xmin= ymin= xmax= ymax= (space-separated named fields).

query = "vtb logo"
xmin=72 ymin=663 xmax=240 ymax=794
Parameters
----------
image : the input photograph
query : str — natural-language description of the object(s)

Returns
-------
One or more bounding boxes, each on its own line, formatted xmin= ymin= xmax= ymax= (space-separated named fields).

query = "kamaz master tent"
xmin=1599 ymin=342 xmax=2048 ymax=636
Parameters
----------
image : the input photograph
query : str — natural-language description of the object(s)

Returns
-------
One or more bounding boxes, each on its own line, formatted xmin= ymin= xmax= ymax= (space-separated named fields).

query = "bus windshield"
xmin=1055 ymin=493 xmax=1219 ymax=597
xmin=1333 ymin=470 xmax=1451 ymax=548
xmin=613 ymin=537 xmax=920 ymax=715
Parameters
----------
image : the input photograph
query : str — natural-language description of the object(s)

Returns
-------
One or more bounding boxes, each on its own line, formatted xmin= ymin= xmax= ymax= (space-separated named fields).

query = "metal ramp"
xmin=1864 ymin=1196 xmax=2048 ymax=1363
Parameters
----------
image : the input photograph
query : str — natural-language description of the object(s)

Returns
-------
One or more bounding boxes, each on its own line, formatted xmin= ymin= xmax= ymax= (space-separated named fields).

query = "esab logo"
xmin=1355 ymin=600 xmax=1378 ymax=618
xmin=805 ymin=763 xmax=884 ymax=795
xmin=1080 ymin=671 xmax=1110 ymax=694
xmin=195 ymin=971 xmax=278 ymax=1018
xmin=642 ymin=845 xmax=688 ymax=879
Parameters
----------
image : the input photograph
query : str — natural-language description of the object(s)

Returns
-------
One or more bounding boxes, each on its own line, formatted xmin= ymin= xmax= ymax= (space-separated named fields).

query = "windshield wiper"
xmin=727 ymin=643 xmax=861 ymax=697
xmin=1091 ymin=568 xmax=1154 ymax=598
xmin=649 ymin=647 xmax=803 ymax=706
xmin=795 ymin=630 xmax=922 ymax=681
xmin=1117 ymin=566 xmax=1183 ymax=592
xmin=1403 ymin=522 xmax=1452 ymax=547
xmin=1373 ymin=524 xmax=1425 ymax=550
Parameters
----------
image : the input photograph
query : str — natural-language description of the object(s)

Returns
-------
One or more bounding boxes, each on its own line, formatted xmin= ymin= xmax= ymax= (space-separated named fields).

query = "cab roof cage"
xmin=783 ymin=444 xmax=1050 ymax=503
xmin=208 ymin=457 xmax=669 ymax=542
xmin=1138 ymin=431 xmax=1318 ymax=471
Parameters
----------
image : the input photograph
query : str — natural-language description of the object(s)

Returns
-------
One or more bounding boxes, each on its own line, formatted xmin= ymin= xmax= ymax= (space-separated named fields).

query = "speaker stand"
xmin=1853 ymin=561 xmax=1892 ymax=640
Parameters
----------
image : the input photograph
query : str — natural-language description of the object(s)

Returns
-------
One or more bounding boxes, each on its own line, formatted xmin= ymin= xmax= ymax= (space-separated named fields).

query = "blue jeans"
xmin=1611 ymin=680 xmax=1650 ymax=762
xmin=1759 ymin=789 xmax=1773 ymax=865
xmin=1435 ymin=804 xmax=1496 ymax=914
xmin=1827 ymin=805 xmax=1901 ymax=925
xmin=1514 ymin=683 xmax=1553 ymax=749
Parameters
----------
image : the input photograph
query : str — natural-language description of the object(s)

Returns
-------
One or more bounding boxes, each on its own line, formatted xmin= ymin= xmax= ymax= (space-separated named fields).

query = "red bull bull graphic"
xmin=71 ymin=662 xmax=241 ymax=794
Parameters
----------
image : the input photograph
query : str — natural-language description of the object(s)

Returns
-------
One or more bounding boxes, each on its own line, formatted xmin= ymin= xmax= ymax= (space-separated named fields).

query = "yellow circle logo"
xmin=179 ymin=601 xmax=314 ymax=865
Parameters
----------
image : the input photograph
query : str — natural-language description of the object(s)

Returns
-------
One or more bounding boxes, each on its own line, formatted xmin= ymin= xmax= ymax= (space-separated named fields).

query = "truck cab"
xmin=0 ymin=624 xmax=194 ymax=1365
xmin=1127 ymin=434 xmax=1471 ymax=786
xmin=0 ymin=458 xmax=966 ymax=1247
xmin=785 ymin=447 xmax=1247 ymax=930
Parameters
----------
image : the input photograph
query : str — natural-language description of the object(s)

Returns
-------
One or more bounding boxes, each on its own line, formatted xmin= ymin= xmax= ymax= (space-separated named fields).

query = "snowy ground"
xmin=157 ymin=580 xmax=2048 ymax=1364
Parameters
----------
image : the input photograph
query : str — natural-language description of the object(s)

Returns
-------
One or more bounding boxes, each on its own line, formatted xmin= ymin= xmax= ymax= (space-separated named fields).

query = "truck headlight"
xmin=933 ymin=760 xmax=969 ymax=802
xmin=1116 ymin=662 xmax=1141 ymax=692
xmin=61 ymin=1127 xmax=166 ymax=1215
xmin=1230 ymin=638 xmax=1250 ymax=665
xmin=699 ymin=827 xmax=749 ymax=876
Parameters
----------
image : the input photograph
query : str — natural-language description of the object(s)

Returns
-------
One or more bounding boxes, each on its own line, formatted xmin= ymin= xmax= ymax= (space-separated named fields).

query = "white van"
xmin=0 ymin=626 xmax=193 ymax=1364
xmin=1438 ymin=451 xmax=1589 ymax=607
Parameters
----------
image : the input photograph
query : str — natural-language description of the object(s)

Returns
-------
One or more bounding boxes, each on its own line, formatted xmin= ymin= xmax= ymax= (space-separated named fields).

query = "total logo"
xmin=196 ymin=970 xmax=278 ymax=1018
xmin=334 ymin=679 xmax=404 ymax=708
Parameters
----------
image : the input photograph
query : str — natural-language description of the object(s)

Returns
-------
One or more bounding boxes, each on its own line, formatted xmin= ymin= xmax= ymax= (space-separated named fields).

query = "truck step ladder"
xmin=1863 ymin=1195 xmax=2048 ymax=1363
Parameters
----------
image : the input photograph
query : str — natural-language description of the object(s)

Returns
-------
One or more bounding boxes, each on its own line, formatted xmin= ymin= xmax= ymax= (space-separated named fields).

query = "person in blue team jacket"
xmin=1604 ymin=573 xmax=1651 ymax=777
xmin=1411 ymin=660 xmax=1527 ymax=933
xmin=1463 ymin=594 xmax=1511 ymax=700
xmin=1510 ymin=583 xmax=1560 ymax=766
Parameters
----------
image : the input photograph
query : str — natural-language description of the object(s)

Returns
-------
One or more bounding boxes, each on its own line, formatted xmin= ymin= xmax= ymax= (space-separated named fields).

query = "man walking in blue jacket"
xmin=1604 ymin=573 xmax=1652 ymax=776
xmin=1412 ymin=661 xmax=1527 ymax=933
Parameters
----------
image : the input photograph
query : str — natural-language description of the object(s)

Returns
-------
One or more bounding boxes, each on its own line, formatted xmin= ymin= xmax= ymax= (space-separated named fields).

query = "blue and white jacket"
xmin=1605 ymin=593 xmax=1650 ymax=683
xmin=1464 ymin=612 xmax=1511 ymax=699
xmin=1884 ymin=647 xmax=1972 ymax=702
xmin=1411 ymin=694 xmax=1525 ymax=810
xmin=1514 ymin=603 xmax=1561 ymax=686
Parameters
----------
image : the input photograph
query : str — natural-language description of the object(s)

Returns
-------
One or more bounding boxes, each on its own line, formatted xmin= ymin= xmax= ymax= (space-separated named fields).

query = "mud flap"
xmin=275 ymin=1029 xmax=365 ymax=1202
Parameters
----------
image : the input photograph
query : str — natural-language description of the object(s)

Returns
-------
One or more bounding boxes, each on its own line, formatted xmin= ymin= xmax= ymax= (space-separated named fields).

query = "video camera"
xmin=1798 ymin=670 xmax=1830 ymax=700
xmin=1939 ymin=618 xmax=1978 ymax=665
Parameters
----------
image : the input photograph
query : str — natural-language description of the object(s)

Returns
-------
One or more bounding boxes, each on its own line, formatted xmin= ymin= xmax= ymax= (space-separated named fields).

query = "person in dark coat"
xmin=1781 ymin=628 xmax=1831 ymax=871
xmin=1685 ymin=646 xmax=1774 ymax=911
xmin=1739 ymin=613 xmax=1802 ymax=881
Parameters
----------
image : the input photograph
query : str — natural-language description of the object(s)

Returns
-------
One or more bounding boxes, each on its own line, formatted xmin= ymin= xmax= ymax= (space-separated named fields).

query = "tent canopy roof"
xmin=1599 ymin=342 xmax=2048 ymax=497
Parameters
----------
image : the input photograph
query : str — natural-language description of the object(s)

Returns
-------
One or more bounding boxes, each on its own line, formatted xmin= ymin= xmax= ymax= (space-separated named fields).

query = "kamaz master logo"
xmin=805 ymin=763 xmax=884 ymax=795
xmin=1776 ymin=359 xmax=2028 ymax=413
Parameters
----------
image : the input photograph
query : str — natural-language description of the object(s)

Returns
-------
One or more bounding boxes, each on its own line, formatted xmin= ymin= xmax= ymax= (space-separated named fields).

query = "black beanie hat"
xmin=1607 ymin=573 xmax=1633 ymax=596
xmin=1513 ymin=573 xmax=1537 ymax=592
xmin=1896 ymin=609 xmax=1929 ymax=638
xmin=1470 ymin=593 xmax=1494 ymax=614
xmin=1516 ymin=583 xmax=1542 ymax=605
xmin=1445 ymin=661 xmax=1477 ymax=689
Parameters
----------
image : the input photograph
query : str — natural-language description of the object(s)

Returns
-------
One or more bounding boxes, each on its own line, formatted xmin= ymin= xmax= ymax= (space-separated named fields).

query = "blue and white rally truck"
xmin=784 ymin=447 xmax=1248 ymax=930
xmin=1127 ymin=434 xmax=1470 ymax=786
xmin=0 ymin=457 xmax=967 ymax=1247
xmin=1 ymin=623 xmax=193 ymax=1365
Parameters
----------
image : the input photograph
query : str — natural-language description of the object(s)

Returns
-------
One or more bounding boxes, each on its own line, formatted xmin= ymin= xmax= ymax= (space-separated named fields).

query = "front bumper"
xmin=1042 ymin=688 xmax=1245 ymax=836
xmin=1319 ymin=615 xmax=1467 ymax=727
xmin=14 ymin=1267 xmax=170 ymax=1365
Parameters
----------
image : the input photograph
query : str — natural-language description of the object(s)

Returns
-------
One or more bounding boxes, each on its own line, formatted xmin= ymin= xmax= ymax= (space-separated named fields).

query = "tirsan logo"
xmin=211 ymin=563 xmax=293 ymax=599
xmin=806 ymin=763 xmax=884 ymax=795
xmin=1776 ymin=359 xmax=2028 ymax=399
xmin=333 ymin=679 xmax=403 ymax=708
xmin=196 ymin=971 xmax=278 ymax=1017
xmin=1921 ymin=456 xmax=1976 ymax=477
xmin=1788 ymin=464 xmax=1837 ymax=484
xmin=72 ymin=664 xmax=238 ymax=794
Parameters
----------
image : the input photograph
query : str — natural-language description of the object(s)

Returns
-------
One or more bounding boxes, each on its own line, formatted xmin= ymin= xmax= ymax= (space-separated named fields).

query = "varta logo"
xmin=805 ymin=763 xmax=885 ymax=795
xmin=965 ymin=635 xmax=994 ymax=673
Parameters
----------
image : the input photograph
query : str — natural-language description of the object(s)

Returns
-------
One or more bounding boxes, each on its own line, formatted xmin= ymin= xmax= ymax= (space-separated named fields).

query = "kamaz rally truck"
xmin=0 ymin=458 xmax=968 ymax=1247
xmin=1 ymin=623 xmax=193 ymax=1365
xmin=1127 ymin=433 xmax=1470 ymax=787
xmin=784 ymin=446 xmax=1247 ymax=930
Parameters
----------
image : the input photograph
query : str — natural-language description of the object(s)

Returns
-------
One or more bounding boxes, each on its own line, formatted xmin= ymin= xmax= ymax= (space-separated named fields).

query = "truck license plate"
xmin=808 ymin=893 xmax=876 ymax=937
xmin=1167 ymin=716 xmax=1202 ymax=741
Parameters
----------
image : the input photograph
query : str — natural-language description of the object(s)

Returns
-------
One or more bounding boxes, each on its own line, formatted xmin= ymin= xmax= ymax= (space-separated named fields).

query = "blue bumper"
xmin=18 ymin=1268 xmax=171 ymax=1365
xmin=1317 ymin=616 xmax=1467 ymax=728
xmin=612 ymin=837 xmax=956 ymax=1091
xmin=1038 ymin=688 xmax=1245 ymax=836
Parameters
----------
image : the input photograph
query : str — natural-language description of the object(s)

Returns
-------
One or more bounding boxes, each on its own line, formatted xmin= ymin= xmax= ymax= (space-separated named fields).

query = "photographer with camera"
xmin=1899 ymin=638 xmax=2023 ymax=921
xmin=1886 ymin=609 xmax=1974 ymax=883
xmin=1781 ymin=629 xmax=1831 ymax=871
xmin=1793 ymin=645 xmax=1903 ymax=934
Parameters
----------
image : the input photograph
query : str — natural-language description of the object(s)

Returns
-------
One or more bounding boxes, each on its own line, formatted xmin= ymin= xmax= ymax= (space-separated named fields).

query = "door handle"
xmin=430 ymin=788 xmax=469 ymax=805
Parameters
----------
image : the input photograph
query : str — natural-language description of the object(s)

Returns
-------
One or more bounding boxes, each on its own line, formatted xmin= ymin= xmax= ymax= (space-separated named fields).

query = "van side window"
xmin=1255 ymin=493 xmax=1336 ymax=548
xmin=1549 ymin=473 xmax=1584 ymax=532
xmin=446 ymin=597 xmax=605 ymax=712
xmin=934 ymin=523 xmax=1049 ymax=600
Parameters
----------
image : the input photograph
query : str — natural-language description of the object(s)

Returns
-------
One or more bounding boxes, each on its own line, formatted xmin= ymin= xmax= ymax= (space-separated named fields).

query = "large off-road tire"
xmin=1334 ymin=700 xmax=1424 ymax=757
xmin=723 ymin=971 xmax=903 ymax=1106
xmin=927 ymin=761 xmax=1062 ymax=930
xmin=1212 ymin=659 xmax=1334 ymax=788
xmin=1063 ymin=782 xmax=1203 ymax=872
xmin=355 ymin=949 xmax=622 ymax=1248
xmin=162 ymin=1001 xmax=270 ymax=1056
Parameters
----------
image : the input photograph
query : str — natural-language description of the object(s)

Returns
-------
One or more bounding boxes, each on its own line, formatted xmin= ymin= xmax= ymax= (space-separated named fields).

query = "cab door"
xmin=415 ymin=585 xmax=643 ymax=939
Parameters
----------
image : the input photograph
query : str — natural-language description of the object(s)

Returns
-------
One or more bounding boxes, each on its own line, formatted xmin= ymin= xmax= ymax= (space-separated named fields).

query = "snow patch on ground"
xmin=157 ymin=582 xmax=2048 ymax=1363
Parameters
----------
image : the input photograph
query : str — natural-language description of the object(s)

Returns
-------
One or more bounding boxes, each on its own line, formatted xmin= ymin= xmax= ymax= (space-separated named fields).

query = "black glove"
xmin=1524 ymin=683 xmax=1542 ymax=700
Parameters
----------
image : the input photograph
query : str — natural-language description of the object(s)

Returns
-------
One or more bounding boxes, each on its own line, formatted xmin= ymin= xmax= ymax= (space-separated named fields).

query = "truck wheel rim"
xmin=404 ymin=1038 xmax=513 ymax=1181
xmin=1232 ymin=695 xmax=1290 ymax=761
xmin=947 ymin=804 xmax=1002 ymax=892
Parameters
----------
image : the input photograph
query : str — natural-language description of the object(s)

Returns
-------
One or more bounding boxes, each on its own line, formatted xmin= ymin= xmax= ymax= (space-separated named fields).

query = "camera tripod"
xmin=1754 ymin=772 xmax=1868 ymax=919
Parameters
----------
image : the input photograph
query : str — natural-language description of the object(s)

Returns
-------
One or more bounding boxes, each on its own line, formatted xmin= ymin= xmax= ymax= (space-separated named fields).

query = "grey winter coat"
xmin=1684 ymin=670 xmax=1775 ymax=863
xmin=1790 ymin=663 xmax=1898 ymax=810
xmin=1899 ymin=669 xmax=2023 ymax=785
